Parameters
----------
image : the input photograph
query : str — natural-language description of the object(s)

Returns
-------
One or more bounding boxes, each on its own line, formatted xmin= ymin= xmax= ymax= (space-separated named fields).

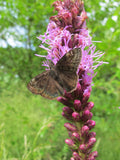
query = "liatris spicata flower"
xmin=37 ymin=0 xmax=105 ymax=159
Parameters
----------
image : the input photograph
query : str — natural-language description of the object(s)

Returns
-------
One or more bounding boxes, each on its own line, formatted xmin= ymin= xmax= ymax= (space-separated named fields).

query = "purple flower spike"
xmin=38 ymin=0 xmax=106 ymax=159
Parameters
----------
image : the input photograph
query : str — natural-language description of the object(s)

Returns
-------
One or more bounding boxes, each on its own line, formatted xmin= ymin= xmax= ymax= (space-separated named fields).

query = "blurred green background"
xmin=0 ymin=0 xmax=120 ymax=159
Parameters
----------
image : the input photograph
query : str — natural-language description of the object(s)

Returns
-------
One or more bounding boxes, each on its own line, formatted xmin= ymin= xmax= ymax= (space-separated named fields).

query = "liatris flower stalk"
xmin=37 ymin=0 xmax=105 ymax=159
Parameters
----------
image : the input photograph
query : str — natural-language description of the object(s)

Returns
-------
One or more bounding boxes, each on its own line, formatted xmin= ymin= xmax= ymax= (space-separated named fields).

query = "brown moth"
xmin=27 ymin=48 xmax=82 ymax=99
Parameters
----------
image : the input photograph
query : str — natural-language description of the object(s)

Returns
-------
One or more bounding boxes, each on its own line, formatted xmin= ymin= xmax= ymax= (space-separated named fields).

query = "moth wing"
xmin=56 ymin=48 xmax=82 ymax=74
xmin=43 ymin=75 xmax=64 ymax=99
xmin=27 ymin=71 xmax=64 ymax=99
xmin=58 ymin=72 xmax=78 ymax=93
xmin=55 ymin=48 xmax=81 ymax=92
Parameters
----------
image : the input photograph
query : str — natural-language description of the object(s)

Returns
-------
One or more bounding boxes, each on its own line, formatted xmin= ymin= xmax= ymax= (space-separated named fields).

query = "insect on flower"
xmin=27 ymin=48 xmax=82 ymax=99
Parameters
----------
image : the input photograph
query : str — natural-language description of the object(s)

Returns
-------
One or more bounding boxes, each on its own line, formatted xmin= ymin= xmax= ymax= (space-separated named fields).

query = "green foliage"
xmin=0 ymin=0 xmax=55 ymax=82
xmin=0 ymin=84 xmax=120 ymax=160
xmin=0 ymin=46 xmax=45 ymax=84
xmin=0 ymin=83 xmax=68 ymax=160
xmin=0 ymin=0 xmax=120 ymax=159
xmin=84 ymin=0 xmax=120 ymax=117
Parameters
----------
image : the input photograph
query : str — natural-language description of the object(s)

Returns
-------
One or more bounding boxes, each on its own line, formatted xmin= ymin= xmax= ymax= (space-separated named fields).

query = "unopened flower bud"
xmin=85 ymin=120 xmax=96 ymax=130
xmin=64 ymin=91 xmax=74 ymax=100
xmin=64 ymin=123 xmax=77 ymax=132
xmin=73 ymin=152 xmax=82 ymax=159
xmin=63 ymin=106 xmax=73 ymax=115
xmin=81 ymin=125 xmax=89 ymax=136
xmin=88 ymin=151 xmax=98 ymax=160
xmin=74 ymin=100 xmax=82 ymax=111
xmin=87 ymin=137 xmax=96 ymax=148
xmin=88 ymin=132 xmax=96 ymax=138
xmin=87 ymin=157 xmax=94 ymax=160
xmin=74 ymin=83 xmax=82 ymax=98
xmin=82 ymin=91 xmax=90 ymax=103
xmin=50 ymin=16 xmax=61 ymax=26
xmin=52 ymin=1 xmax=63 ymax=11
xmin=87 ymin=102 xmax=94 ymax=110
xmin=74 ymin=16 xmax=83 ymax=29
xmin=79 ymin=144 xmax=87 ymax=152
xmin=71 ymin=7 xmax=79 ymax=18
xmin=72 ymin=132 xmax=81 ymax=141
xmin=82 ymin=110 xmax=93 ymax=121
xmin=62 ymin=112 xmax=72 ymax=121
xmin=72 ymin=112 xmax=81 ymax=121
xmin=57 ymin=97 xmax=73 ymax=106
xmin=65 ymin=139 xmax=74 ymax=147
xmin=58 ymin=11 xmax=72 ymax=26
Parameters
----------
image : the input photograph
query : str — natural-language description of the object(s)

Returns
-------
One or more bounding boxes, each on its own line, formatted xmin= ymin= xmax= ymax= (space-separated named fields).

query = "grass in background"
xmin=0 ymin=82 xmax=120 ymax=160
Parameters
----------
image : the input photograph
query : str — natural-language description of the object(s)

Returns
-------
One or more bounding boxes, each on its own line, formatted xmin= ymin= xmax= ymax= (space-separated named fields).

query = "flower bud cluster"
xmin=58 ymin=68 xmax=97 ymax=159
xmin=51 ymin=0 xmax=85 ymax=29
